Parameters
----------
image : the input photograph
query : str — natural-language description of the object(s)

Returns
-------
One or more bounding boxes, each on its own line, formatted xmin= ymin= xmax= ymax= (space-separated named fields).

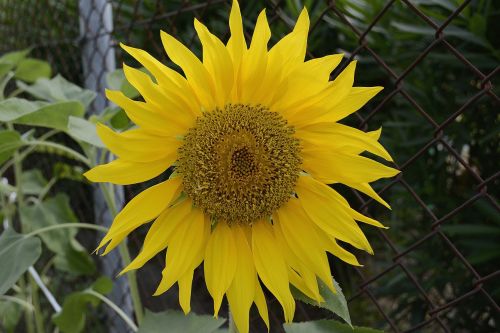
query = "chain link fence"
xmin=1 ymin=0 xmax=498 ymax=332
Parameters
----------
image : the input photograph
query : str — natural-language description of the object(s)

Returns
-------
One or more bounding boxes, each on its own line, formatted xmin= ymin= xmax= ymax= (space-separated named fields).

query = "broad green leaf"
xmin=138 ymin=310 xmax=226 ymax=333
xmin=292 ymin=278 xmax=351 ymax=326
xmin=284 ymin=320 xmax=383 ymax=333
xmin=20 ymin=193 xmax=95 ymax=276
xmin=14 ymin=58 xmax=52 ymax=83
xmin=52 ymin=277 xmax=112 ymax=333
xmin=0 ymin=130 xmax=23 ymax=164
xmin=106 ymin=68 xmax=140 ymax=99
xmin=0 ymin=98 xmax=40 ymax=122
xmin=0 ymin=228 xmax=42 ymax=295
xmin=0 ymin=49 xmax=30 ymax=66
xmin=92 ymin=276 xmax=113 ymax=294
xmin=17 ymin=74 xmax=96 ymax=108
xmin=21 ymin=169 xmax=48 ymax=195
xmin=67 ymin=116 xmax=105 ymax=148
xmin=0 ymin=63 xmax=14 ymax=81
xmin=15 ymin=101 xmax=84 ymax=131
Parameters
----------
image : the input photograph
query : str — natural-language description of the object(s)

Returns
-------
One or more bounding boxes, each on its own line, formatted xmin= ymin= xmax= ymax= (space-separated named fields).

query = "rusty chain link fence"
xmin=1 ymin=0 xmax=498 ymax=332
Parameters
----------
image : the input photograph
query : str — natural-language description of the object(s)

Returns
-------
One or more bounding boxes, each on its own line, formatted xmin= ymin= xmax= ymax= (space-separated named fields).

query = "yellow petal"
xmin=122 ymin=64 xmax=195 ymax=132
xmin=160 ymin=31 xmax=215 ymax=110
xmin=95 ymin=177 xmax=182 ymax=254
xmin=295 ymin=175 xmax=373 ymax=253
xmin=226 ymin=226 xmax=256 ymax=333
xmin=315 ymin=229 xmax=361 ymax=266
xmin=302 ymin=150 xmax=399 ymax=185
xmin=105 ymin=89 xmax=175 ymax=136
xmin=120 ymin=198 xmax=192 ymax=273
xmin=155 ymin=205 xmax=207 ymax=295
xmin=84 ymin=156 xmax=173 ymax=185
xmin=239 ymin=9 xmax=270 ymax=103
xmin=315 ymin=86 xmax=384 ymax=124
xmin=96 ymin=123 xmax=181 ymax=162
xmin=274 ymin=199 xmax=334 ymax=292
xmin=272 ymin=54 xmax=344 ymax=112
xmin=226 ymin=0 xmax=246 ymax=77
xmin=273 ymin=223 xmax=322 ymax=301
xmin=254 ymin=280 xmax=269 ymax=331
xmin=252 ymin=220 xmax=295 ymax=323
xmin=286 ymin=61 xmax=357 ymax=127
xmin=343 ymin=181 xmax=391 ymax=209
xmin=194 ymin=19 xmax=234 ymax=107
xmin=298 ymin=122 xmax=393 ymax=162
xmin=204 ymin=221 xmax=237 ymax=316
xmin=120 ymin=43 xmax=201 ymax=116
xmin=178 ymin=268 xmax=195 ymax=314
xmin=268 ymin=8 xmax=309 ymax=77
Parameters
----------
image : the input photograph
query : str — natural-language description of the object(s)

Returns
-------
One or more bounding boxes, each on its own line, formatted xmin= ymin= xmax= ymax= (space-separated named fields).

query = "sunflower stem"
xmin=99 ymin=182 xmax=144 ymax=325
xmin=8 ymin=128 xmax=36 ymax=333
xmin=83 ymin=289 xmax=138 ymax=332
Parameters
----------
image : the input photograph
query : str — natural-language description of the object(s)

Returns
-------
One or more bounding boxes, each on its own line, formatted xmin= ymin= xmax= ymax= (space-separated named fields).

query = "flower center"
xmin=177 ymin=104 xmax=302 ymax=225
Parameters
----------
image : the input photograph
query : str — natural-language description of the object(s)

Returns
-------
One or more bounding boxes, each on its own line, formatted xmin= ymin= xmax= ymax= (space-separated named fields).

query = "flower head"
xmin=85 ymin=1 xmax=399 ymax=332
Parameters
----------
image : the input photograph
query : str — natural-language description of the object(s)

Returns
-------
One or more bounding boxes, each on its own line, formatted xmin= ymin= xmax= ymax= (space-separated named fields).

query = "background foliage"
xmin=0 ymin=0 xmax=498 ymax=332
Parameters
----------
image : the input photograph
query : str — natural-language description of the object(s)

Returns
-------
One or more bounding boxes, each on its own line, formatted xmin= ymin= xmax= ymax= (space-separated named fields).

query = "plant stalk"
xmin=99 ymin=182 xmax=144 ymax=324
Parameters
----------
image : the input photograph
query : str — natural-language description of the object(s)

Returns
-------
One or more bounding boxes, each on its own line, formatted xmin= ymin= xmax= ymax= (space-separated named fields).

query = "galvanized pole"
xmin=78 ymin=1 xmax=133 ymax=332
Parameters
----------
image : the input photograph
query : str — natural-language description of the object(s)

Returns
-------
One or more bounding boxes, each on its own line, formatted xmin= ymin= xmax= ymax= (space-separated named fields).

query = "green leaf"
xmin=0 ymin=63 xmax=14 ymax=80
xmin=17 ymin=74 xmax=96 ymax=108
xmin=292 ymin=278 xmax=351 ymax=326
xmin=15 ymin=101 xmax=85 ymax=131
xmin=0 ymin=49 xmax=30 ymax=66
xmin=20 ymin=193 xmax=95 ymax=276
xmin=0 ymin=228 xmax=42 ymax=295
xmin=284 ymin=320 xmax=383 ymax=333
xmin=0 ymin=130 xmax=23 ymax=164
xmin=137 ymin=310 xmax=226 ymax=333
xmin=0 ymin=298 xmax=24 ymax=333
xmin=91 ymin=276 xmax=113 ymax=294
xmin=52 ymin=277 xmax=112 ymax=333
xmin=67 ymin=116 xmax=104 ymax=148
xmin=21 ymin=169 xmax=48 ymax=195
xmin=14 ymin=58 xmax=52 ymax=83
xmin=0 ymin=98 xmax=40 ymax=122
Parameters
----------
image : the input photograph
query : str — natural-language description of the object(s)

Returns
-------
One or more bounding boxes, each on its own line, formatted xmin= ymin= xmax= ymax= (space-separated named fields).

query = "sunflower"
xmin=84 ymin=1 xmax=399 ymax=332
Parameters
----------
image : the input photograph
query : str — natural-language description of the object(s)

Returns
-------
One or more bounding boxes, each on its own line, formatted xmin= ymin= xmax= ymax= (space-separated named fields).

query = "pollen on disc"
xmin=177 ymin=104 xmax=302 ymax=225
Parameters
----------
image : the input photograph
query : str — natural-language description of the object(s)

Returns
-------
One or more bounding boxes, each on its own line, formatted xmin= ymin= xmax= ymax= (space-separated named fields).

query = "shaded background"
xmin=0 ymin=0 xmax=498 ymax=332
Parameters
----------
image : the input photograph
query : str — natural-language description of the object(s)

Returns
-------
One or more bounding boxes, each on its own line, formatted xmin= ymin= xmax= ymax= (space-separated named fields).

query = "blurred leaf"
xmin=0 ymin=63 xmax=14 ymax=79
xmin=67 ymin=116 xmax=104 ymax=148
xmin=17 ymin=74 xmax=96 ymax=108
xmin=106 ymin=68 xmax=141 ymax=99
xmin=0 ymin=228 xmax=42 ymax=295
xmin=0 ymin=130 xmax=23 ymax=164
xmin=20 ymin=193 xmax=95 ymax=275
xmin=21 ymin=169 xmax=48 ymax=195
xmin=91 ymin=276 xmax=113 ymax=294
xmin=0 ymin=298 xmax=23 ymax=333
xmin=284 ymin=320 xmax=383 ymax=333
xmin=391 ymin=21 xmax=488 ymax=47
xmin=469 ymin=13 xmax=486 ymax=37
xmin=110 ymin=108 xmax=130 ymax=129
xmin=52 ymin=277 xmax=112 ymax=333
xmin=0 ymin=49 xmax=30 ymax=66
xmin=292 ymin=278 xmax=351 ymax=326
xmin=14 ymin=58 xmax=51 ymax=83
xmin=0 ymin=98 xmax=40 ymax=122
xmin=15 ymin=101 xmax=84 ymax=131
xmin=137 ymin=310 xmax=226 ymax=333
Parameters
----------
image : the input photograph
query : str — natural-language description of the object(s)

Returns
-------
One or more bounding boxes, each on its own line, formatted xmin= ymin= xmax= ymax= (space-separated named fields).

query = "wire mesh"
xmin=0 ymin=0 xmax=498 ymax=332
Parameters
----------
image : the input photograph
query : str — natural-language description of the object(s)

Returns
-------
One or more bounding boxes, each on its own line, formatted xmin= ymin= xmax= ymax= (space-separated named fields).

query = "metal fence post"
xmin=78 ymin=1 xmax=133 ymax=332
